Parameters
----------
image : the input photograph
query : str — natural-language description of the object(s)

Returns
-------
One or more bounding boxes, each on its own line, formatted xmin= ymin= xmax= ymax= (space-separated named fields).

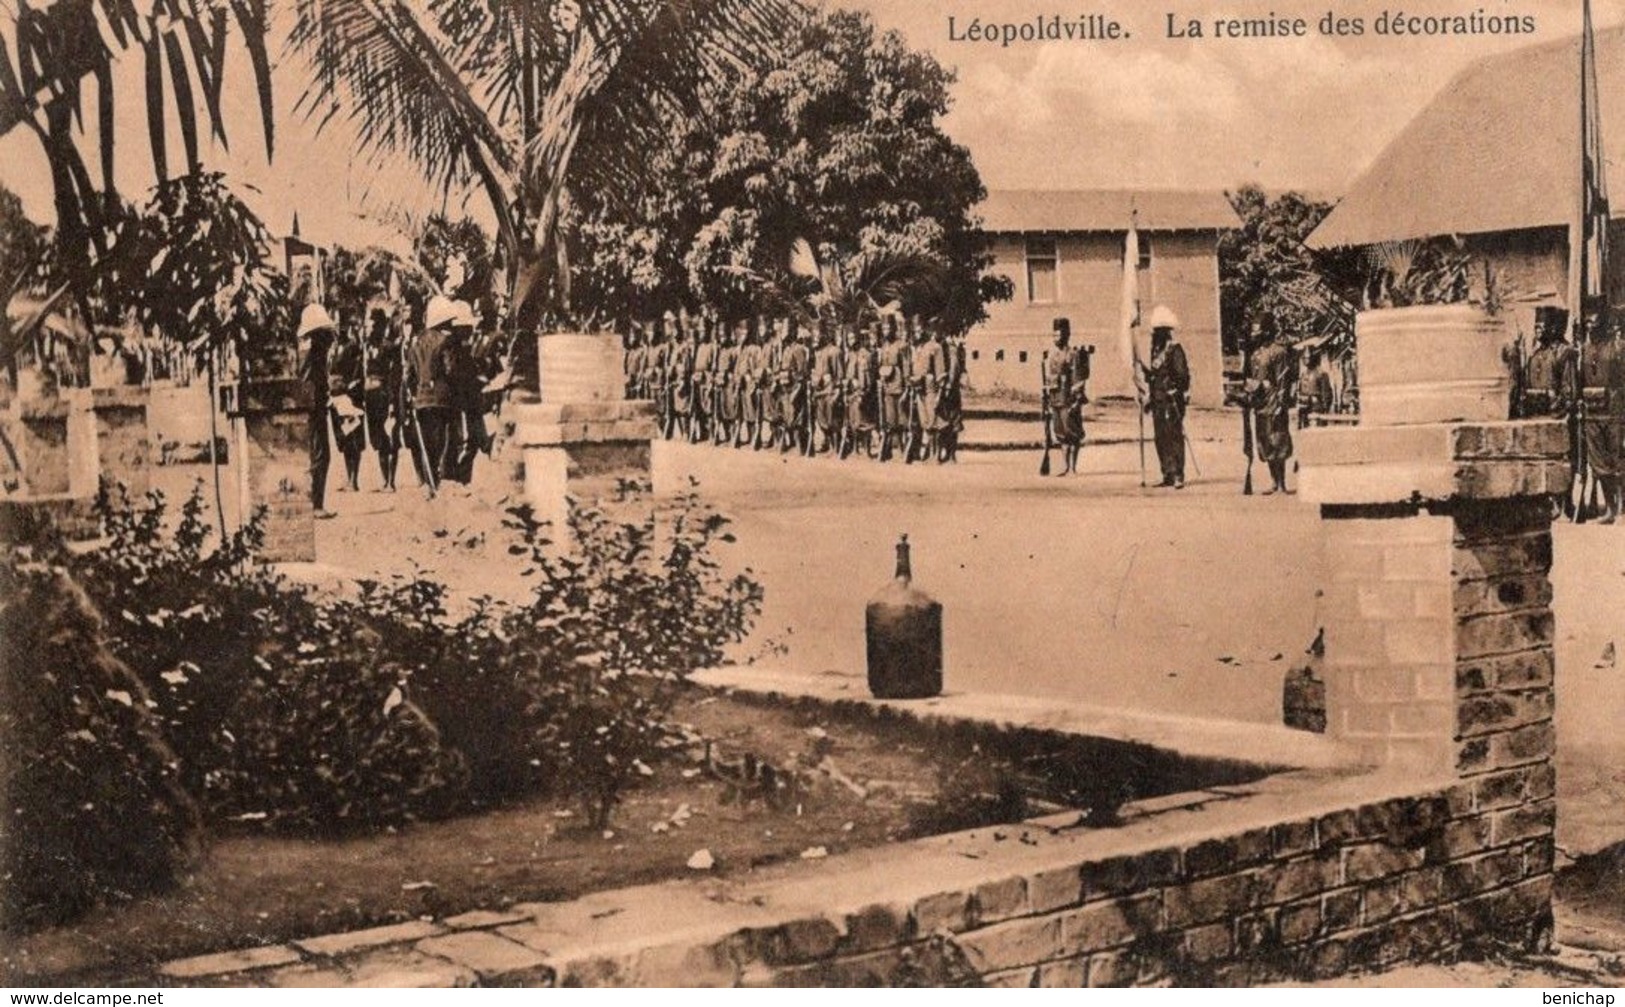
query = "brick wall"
xmin=621 ymin=780 xmax=1550 ymax=987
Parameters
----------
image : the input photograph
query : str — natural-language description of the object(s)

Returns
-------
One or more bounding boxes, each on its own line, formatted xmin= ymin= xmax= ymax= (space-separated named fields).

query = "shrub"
xmin=0 ymin=554 xmax=201 ymax=930
xmin=499 ymin=493 xmax=764 ymax=825
xmin=61 ymin=484 xmax=467 ymax=834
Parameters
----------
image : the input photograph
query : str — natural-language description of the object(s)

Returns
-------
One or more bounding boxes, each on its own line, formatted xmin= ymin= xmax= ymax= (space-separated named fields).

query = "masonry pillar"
xmin=81 ymin=386 xmax=153 ymax=498
xmin=507 ymin=333 xmax=655 ymax=536
xmin=0 ymin=392 xmax=100 ymax=538
xmin=226 ymin=378 xmax=316 ymax=563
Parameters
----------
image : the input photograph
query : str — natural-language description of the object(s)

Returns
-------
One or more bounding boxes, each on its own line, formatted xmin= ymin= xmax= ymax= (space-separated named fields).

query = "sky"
xmin=1 ymin=0 xmax=1620 ymax=252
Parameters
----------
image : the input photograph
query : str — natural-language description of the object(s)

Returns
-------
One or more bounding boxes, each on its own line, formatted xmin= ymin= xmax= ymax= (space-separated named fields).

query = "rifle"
xmin=802 ymin=353 xmax=815 ymax=456
xmin=1131 ymin=341 xmax=1148 ymax=488
xmin=1240 ymin=344 xmax=1255 ymax=496
xmin=402 ymin=337 xmax=438 ymax=499
xmin=1039 ymin=351 xmax=1053 ymax=476
xmin=1572 ymin=337 xmax=1589 ymax=522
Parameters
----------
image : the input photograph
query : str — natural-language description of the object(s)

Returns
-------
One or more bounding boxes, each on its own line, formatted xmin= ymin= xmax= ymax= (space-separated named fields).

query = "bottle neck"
xmin=894 ymin=541 xmax=912 ymax=583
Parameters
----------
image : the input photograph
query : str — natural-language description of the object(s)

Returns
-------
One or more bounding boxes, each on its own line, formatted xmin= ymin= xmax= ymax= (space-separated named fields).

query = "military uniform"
xmin=1045 ymin=344 xmax=1087 ymax=447
xmin=364 ymin=315 xmax=404 ymax=491
xmin=844 ymin=331 xmax=877 ymax=450
xmin=1581 ymin=334 xmax=1625 ymax=519
xmin=329 ymin=332 xmax=367 ymax=492
xmin=690 ymin=324 xmax=718 ymax=443
xmin=939 ymin=333 xmax=966 ymax=462
xmin=811 ymin=333 xmax=843 ymax=453
xmin=666 ymin=325 xmax=696 ymax=438
xmin=1143 ymin=331 xmax=1191 ymax=487
xmin=714 ymin=326 xmax=741 ymax=444
xmin=1247 ymin=337 xmax=1298 ymax=493
xmin=776 ymin=329 xmax=811 ymax=451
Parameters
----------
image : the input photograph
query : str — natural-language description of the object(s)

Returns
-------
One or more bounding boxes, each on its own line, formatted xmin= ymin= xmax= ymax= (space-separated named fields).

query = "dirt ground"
xmin=86 ymin=401 xmax=1625 ymax=985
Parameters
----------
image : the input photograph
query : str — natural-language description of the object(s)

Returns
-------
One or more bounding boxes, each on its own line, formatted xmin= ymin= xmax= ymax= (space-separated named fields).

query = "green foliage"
xmin=0 ymin=552 xmax=201 ymax=930
xmin=499 ymin=493 xmax=764 ymax=825
xmin=55 ymin=484 xmax=467 ymax=835
xmin=9 ymin=478 xmax=763 ymax=852
xmin=414 ymin=215 xmax=500 ymax=322
xmin=1219 ymin=185 xmax=1359 ymax=352
xmin=570 ymin=7 xmax=1012 ymax=332
xmin=0 ymin=184 xmax=47 ymax=301
xmin=111 ymin=172 xmax=290 ymax=375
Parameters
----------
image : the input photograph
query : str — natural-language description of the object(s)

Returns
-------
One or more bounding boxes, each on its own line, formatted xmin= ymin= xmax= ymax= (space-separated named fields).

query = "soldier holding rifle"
xmin=1245 ymin=318 xmax=1298 ymax=495
xmin=810 ymin=320 xmax=843 ymax=456
xmin=907 ymin=317 xmax=946 ymax=464
xmin=1042 ymin=317 xmax=1088 ymax=476
xmin=844 ymin=322 xmax=879 ymax=458
xmin=876 ymin=317 xmax=910 ymax=462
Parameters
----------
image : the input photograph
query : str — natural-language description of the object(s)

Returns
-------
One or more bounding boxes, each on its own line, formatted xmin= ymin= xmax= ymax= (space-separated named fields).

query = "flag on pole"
xmin=1569 ymin=0 xmax=1609 ymax=343
xmin=1121 ymin=210 xmax=1143 ymax=391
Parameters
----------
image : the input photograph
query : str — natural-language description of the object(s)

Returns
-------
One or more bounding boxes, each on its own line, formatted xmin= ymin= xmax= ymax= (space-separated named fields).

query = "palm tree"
xmin=287 ymin=0 xmax=799 ymax=330
xmin=1 ymin=0 xmax=275 ymax=284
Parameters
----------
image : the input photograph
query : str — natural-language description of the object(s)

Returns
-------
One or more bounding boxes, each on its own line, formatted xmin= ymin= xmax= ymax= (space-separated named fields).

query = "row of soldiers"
xmin=1519 ymin=305 xmax=1625 ymax=524
xmin=624 ymin=314 xmax=967 ymax=464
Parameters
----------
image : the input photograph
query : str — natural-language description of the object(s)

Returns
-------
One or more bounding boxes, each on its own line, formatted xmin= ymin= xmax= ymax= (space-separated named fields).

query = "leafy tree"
xmin=116 ymin=172 xmax=287 ymax=373
xmin=0 ymin=0 xmax=274 ymax=292
xmin=1219 ymin=185 xmax=1358 ymax=352
xmin=684 ymin=9 xmax=1009 ymax=332
xmin=287 ymin=0 xmax=798 ymax=330
xmin=414 ymin=215 xmax=499 ymax=322
xmin=324 ymin=246 xmax=436 ymax=335
xmin=0 ymin=184 xmax=46 ymax=303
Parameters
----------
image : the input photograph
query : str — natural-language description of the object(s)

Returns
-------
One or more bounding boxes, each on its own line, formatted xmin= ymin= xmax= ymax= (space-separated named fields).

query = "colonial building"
xmin=969 ymin=189 xmax=1238 ymax=408
xmin=1310 ymin=27 xmax=1625 ymax=329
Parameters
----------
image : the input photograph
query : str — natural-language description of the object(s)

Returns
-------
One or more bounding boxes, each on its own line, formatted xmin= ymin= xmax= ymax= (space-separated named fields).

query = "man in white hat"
xmin=1138 ymin=305 xmax=1192 ymax=488
xmin=296 ymin=303 xmax=339 ymax=518
xmin=406 ymin=295 xmax=459 ymax=496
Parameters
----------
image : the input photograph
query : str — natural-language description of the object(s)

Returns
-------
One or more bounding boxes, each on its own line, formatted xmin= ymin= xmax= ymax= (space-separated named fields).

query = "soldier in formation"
xmin=626 ymin=309 xmax=968 ymax=464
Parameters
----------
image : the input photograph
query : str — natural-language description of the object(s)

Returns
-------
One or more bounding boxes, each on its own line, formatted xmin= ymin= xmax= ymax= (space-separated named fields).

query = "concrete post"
xmin=0 ymin=393 xmax=100 ymax=538
xmin=506 ymin=333 xmax=656 ymax=537
xmin=226 ymin=378 xmax=317 ymax=563
xmin=81 ymin=386 xmax=153 ymax=498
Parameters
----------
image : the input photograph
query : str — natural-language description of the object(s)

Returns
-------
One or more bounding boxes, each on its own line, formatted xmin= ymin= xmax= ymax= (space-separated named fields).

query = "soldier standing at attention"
xmin=646 ymin=316 xmax=672 ymax=440
xmin=844 ymin=322 xmax=878 ymax=458
xmin=736 ymin=317 xmax=764 ymax=449
xmin=1582 ymin=313 xmax=1625 ymax=523
xmin=666 ymin=312 xmax=696 ymax=441
xmin=297 ymin=304 xmax=339 ymax=518
xmin=906 ymin=318 xmax=946 ymax=464
xmin=623 ymin=320 xmax=646 ymax=400
xmin=326 ymin=320 xmax=367 ymax=493
xmin=777 ymin=317 xmax=812 ymax=454
xmin=937 ymin=327 xmax=967 ymax=463
xmin=1246 ymin=319 xmax=1299 ymax=495
xmin=876 ymin=316 xmax=910 ymax=462
xmin=1045 ymin=317 xmax=1087 ymax=476
xmin=690 ymin=315 xmax=718 ymax=444
xmin=363 ymin=307 xmax=404 ymax=492
xmin=406 ymin=295 xmax=458 ymax=496
xmin=1298 ymin=344 xmax=1334 ymax=427
xmin=714 ymin=318 xmax=741 ymax=446
xmin=810 ymin=320 xmax=843 ymax=456
xmin=1138 ymin=305 xmax=1192 ymax=489
xmin=1522 ymin=307 xmax=1575 ymax=419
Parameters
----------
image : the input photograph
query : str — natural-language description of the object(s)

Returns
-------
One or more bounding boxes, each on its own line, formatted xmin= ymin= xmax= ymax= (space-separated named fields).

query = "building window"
xmin=995 ymin=349 xmax=1005 ymax=362
xmin=1018 ymin=350 xmax=1029 ymax=364
xmin=1137 ymin=235 xmax=1153 ymax=271
xmin=1025 ymin=237 xmax=1058 ymax=303
xmin=971 ymin=349 xmax=980 ymax=361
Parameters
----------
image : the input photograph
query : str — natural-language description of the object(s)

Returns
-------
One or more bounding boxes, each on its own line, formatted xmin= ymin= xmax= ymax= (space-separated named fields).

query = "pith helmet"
xmin=1149 ymin=305 xmax=1180 ymax=330
xmin=297 ymin=303 xmax=337 ymax=339
xmin=424 ymin=295 xmax=458 ymax=331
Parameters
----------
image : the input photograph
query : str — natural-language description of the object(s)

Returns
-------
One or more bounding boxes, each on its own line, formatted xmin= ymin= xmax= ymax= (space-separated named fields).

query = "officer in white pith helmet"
xmin=1136 ymin=305 xmax=1192 ymax=488
xmin=296 ymin=303 xmax=339 ymax=517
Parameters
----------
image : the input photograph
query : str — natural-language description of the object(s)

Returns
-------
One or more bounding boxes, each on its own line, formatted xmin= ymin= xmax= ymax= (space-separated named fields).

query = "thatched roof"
xmin=977 ymin=189 xmax=1237 ymax=234
xmin=1310 ymin=26 xmax=1625 ymax=249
